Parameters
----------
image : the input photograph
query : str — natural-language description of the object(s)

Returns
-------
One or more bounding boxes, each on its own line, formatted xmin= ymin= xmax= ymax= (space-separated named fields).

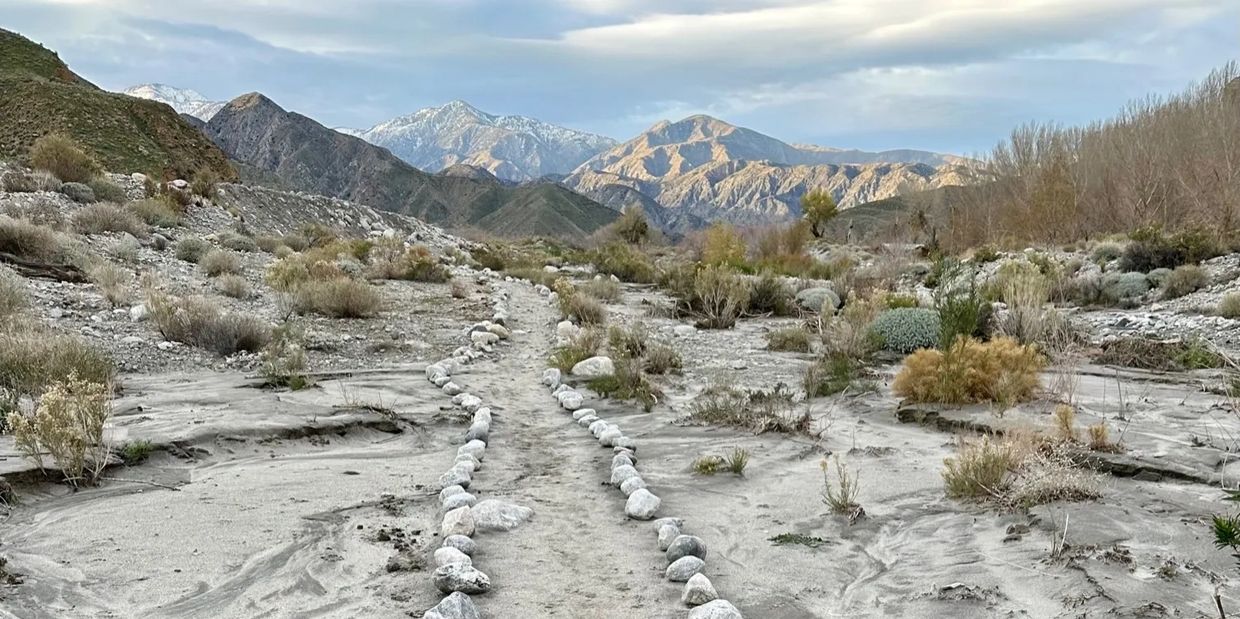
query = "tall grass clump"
xmin=293 ymin=278 xmax=382 ymax=318
xmin=28 ymin=134 xmax=101 ymax=183
xmin=549 ymin=328 xmax=603 ymax=372
xmin=71 ymin=203 xmax=146 ymax=237
xmin=146 ymin=290 xmax=271 ymax=355
xmin=893 ymin=336 xmax=1045 ymax=406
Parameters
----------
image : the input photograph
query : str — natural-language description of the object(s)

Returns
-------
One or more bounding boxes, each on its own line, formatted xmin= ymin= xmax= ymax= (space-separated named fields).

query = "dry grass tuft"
xmin=893 ymin=336 xmax=1044 ymax=406
xmin=146 ymin=290 xmax=271 ymax=355
xmin=767 ymin=326 xmax=812 ymax=352
xmin=71 ymin=203 xmax=147 ymax=237
xmin=199 ymin=250 xmax=242 ymax=277
xmin=292 ymin=278 xmax=383 ymax=318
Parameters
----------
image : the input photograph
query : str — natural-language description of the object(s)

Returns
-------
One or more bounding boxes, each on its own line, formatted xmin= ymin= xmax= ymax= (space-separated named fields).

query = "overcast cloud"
xmin=2 ymin=0 xmax=1236 ymax=154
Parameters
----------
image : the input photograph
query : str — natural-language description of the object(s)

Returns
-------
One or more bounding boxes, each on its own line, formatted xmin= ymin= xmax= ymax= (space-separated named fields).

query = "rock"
xmin=653 ymin=517 xmax=685 ymax=530
xmin=588 ymin=419 xmax=610 ymax=435
xmin=434 ymin=546 xmax=473 ymax=567
xmin=442 ymin=535 xmax=477 ymax=556
xmin=433 ymin=564 xmax=491 ymax=594
xmin=557 ymin=391 xmax=584 ymax=411
xmin=472 ymin=407 xmax=492 ymax=425
xmin=458 ymin=440 xmax=486 ymax=461
xmin=542 ymin=368 xmax=561 ymax=388
xmin=439 ymin=485 xmax=466 ymax=502
xmin=464 ymin=421 xmax=489 ymax=442
xmin=666 ymin=535 xmax=708 ymax=563
xmin=470 ymin=331 xmax=499 ymax=346
xmin=121 ymin=335 xmax=144 ymax=345
xmin=570 ymin=356 xmax=615 ymax=377
xmin=611 ymin=454 xmax=634 ymax=468
xmin=572 ymin=408 xmax=597 ymax=421
xmin=688 ymin=600 xmax=742 ymax=619
xmin=459 ymin=395 xmax=483 ymax=413
xmin=433 ymin=375 xmax=453 ymax=387
xmin=443 ymin=382 xmax=464 ymax=396
xmin=796 ymin=287 xmax=841 ymax=314
xmin=439 ymin=467 xmax=472 ymax=489
xmin=543 ymin=265 xmax=560 ymax=273
xmin=673 ymin=324 xmax=696 ymax=337
xmin=441 ymin=506 xmax=475 ymax=537
xmin=485 ymin=324 xmax=510 ymax=339
xmin=657 ymin=523 xmax=680 ymax=550
xmin=598 ymin=426 xmax=623 ymax=447
xmin=442 ymin=492 xmax=477 ymax=512
xmin=577 ymin=414 xmax=599 ymax=426
xmin=471 ymin=499 xmax=533 ymax=531
xmin=610 ymin=464 xmax=640 ymax=486
xmin=614 ymin=436 xmax=637 ymax=451
xmin=547 ymin=291 xmax=559 ymax=306
xmin=682 ymin=573 xmax=718 ymax=606
xmin=620 ymin=476 xmax=647 ymax=496
xmin=423 ymin=592 xmax=481 ymax=619
xmin=552 ymin=384 xmax=570 ymax=396
xmin=625 ymin=489 xmax=661 ymax=520
xmin=426 ymin=363 xmax=450 ymax=379
xmin=556 ymin=320 xmax=579 ymax=341
xmin=128 ymin=304 xmax=149 ymax=322
xmin=58 ymin=182 xmax=95 ymax=203
xmin=666 ymin=556 xmax=706 ymax=582
xmin=454 ymin=453 xmax=482 ymax=472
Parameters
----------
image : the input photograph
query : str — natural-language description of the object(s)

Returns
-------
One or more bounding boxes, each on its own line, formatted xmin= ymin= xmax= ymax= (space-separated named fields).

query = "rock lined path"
xmin=452 ymin=280 xmax=683 ymax=618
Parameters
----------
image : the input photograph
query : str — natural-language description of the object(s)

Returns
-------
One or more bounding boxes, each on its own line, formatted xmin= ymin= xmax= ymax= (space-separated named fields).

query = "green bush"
xmin=590 ymin=242 xmax=656 ymax=283
xmin=1101 ymin=272 xmax=1150 ymax=305
xmin=28 ymin=134 xmax=101 ymax=183
xmin=1160 ymin=265 xmax=1208 ymax=299
xmin=1091 ymin=242 xmax=1123 ymax=264
xmin=1145 ymin=267 xmax=1173 ymax=287
xmin=1120 ymin=226 xmax=1223 ymax=272
xmin=214 ymin=274 xmax=251 ymax=299
xmin=175 ymin=237 xmax=211 ymax=263
xmin=687 ymin=266 xmax=749 ymax=329
xmin=580 ymin=277 xmax=621 ymax=303
xmin=870 ymin=308 xmax=941 ymax=353
xmin=0 ymin=268 xmax=28 ymax=324
xmin=804 ymin=354 xmax=870 ymax=397
xmin=549 ymin=328 xmax=602 ymax=372
xmin=586 ymin=356 xmax=661 ymax=412
xmin=58 ymin=182 xmax=96 ymax=203
xmin=86 ymin=178 xmax=127 ymax=203
xmin=934 ymin=264 xmax=990 ymax=348
xmin=644 ymin=342 xmax=682 ymax=375
xmin=748 ymin=273 xmax=796 ymax=316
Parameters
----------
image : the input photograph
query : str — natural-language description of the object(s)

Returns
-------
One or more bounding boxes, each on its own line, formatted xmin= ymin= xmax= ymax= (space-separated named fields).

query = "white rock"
xmin=610 ymin=464 xmax=640 ymax=486
xmin=543 ymin=265 xmax=560 ymax=274
xmin=572 ymin=408 xmax=596 ymax=420
xmin=470 ymin=331 xmax=499 ymax=346
xmin=555 ymin=320 xmax=579 ymax=341
xmin=557 ymin=391 xmax=584 ymax=411
xmin=442 ymin=535 xmax=477 ymax=556
xmin=459 ymin=394 xmax=483 ymax=412
xmin=598 ymin=426 xmax=623 ymax=447
xmin=458 ymin=440 xmax=486 ymax=461
xmin=441 ymin=506 xmax=475 ymax=537
xmin=666 ymin=556 xmax=706 ymax=582
xmin=443 ymin=382 xmax=464 ymax=396
xmin=542 ymin=368 xmax=561 ymax=388
xmin=423 ymin=592 xmax=481 ymax=619
xmin=571 ymin=356 xmax=615 ymax=378
xmin=682 ymin=574 xmax=720 ymax=607
xmin=658 ymin=523 xmax=680 ymax=550
xmin=673 ymin=325 xmax=696 ymax=337
xmin=439 ymin=485 xmax=466 ymax=502
xmin=128 ymin=304 xmax=149 ymax=322
xmin=485 ymin=324 xmax=510 ymax=339
xmin=471 ymin=499 xmax=533 ymax=531
xmin=620 ymin=476 xmax=647 ymax=496
xmin=434 ymin=546 xmax=473 ymax=567
xmin=687 ymin=600 xmax=743 ymax=619
xmin=439 ymin=467 xmax=471 ymax=489
xmin=625 ymin=489 xmax=661 ymax=520
xmin=433 ymin=564 xmax=491 ymax=594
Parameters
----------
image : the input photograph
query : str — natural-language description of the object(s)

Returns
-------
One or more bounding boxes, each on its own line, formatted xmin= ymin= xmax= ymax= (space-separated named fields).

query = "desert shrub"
xmin=71 ymin=203 xmax=146 ymax=237
xmin=118 ymin=440 xmax=154 ymax=465
xmin=690 ymin=266 xmax=749 ymax=329
xmin=1094 ymin=336 xmax=1224 ymax=371
xmin=994 ymin=267 xmax=1083 ymax=357
xmin=870 ymin=308 xmax=940 ymax=353
xmin=0 ymin=331 xmax=114 ymax=408
xmin=553 ymin=279 xmax=607 ymax=326
xmin=199 ymin=250 xmax=242 ymax=277
xmin=261 ymin=323 xmax=309 ymax=390
xmin=1053 ymin=404 xmax=1077 ymax=441
xmin=58 ymin=182 xmax=96 ymax=204
xmin=1100 ymin=272 xmax=1151 ymax=305
xmin=590 ymin=242 xmax=656 ymax=283
xmin=586 ymin=356 xmax=661 ymax=411
xmin=942 ymin=435 xmax=1019 ymax=499
xmin=1005 ymin=448 xmax=1102 ymax=508
xmin=281 ymin=234 xmax=310 ymax=253
xmin=1219 ymin=293 xmax=1240 ymax=319
xmin=767 ymin=327 xmax=812 ymax=352
xmin=972 ymin=244 xmax=1001 ymax=263
xmin=0 ymin=216 xmax=63 ymax=260
xmin=1145 ymin=267 xmax=1173 ymax=287
xmin=297 ymin=223 xmax=338 ymax=249
xmin=2 ymin=195 xmax=65 ymax=229
xmin=893 ymin=336 xmax=1045 ymax=405
xmin=273 ymin=245 xmax=295 ymax=259
xmin=293 ymin=278 xmax=382 ymax=318
xmin=190 ymin=169 xmax=220 ymax=199
xmin=934 ymin=263 xmax=990 ymax=347
xmin=1119 ymin=226 xmax=1223 ymax=272
xmin=692 ymin=455 xmax=723 ymax=475
xmin=701 ymin=223 xmax=747 ymax=268
xmin=885 ymin=293 xmax=920 ymax=309
xmin=28 ymin=134 xmax=100 ymax=183
xmin=0 ymin=269 xmax=27 ymax=324
xmin=128 ymin=198 xmax=182 ymax=227
xmin=146 ymin=291 xmax=271 ymax=355
xmin=1091 ymin=242 xmax=1123 ymax=264
xmin=821 ymin=455 xmax=862 ymax=515
xmin=725 ymin=447 xmax=750 ymax=475
xmin=86 ymin=178 xmax=127 ymax=203
xmin=612 ymin=208 xmax=650 ymax=245
xmin=107 ymin=235 xmax=140 ymax=263
xmin=371 ymin=243 xmax=451 ymax=282
xmin=1160 ymin=264 xmax=1208 ymax=299
xmin=174 ymin=237 xmax=211 ymax=263
xmin=1 ymin=170 xmax=37 ymax=193
xmin=549 ymin=328 xmax=603 ymax=372
xmin=86 ymin=261 xmax=131 ymax=306
xmin=689 ymin=384 xmax=813 ymax=435
xmin=608 ymin=323 xmax=649 ymax=358
xmin=214 ymin=274 xmax=251 ymax=299
xmin=1087 ymin=423 xmax=1117 ymax=452
xmin=748 ymin=273 xmax=796 ymax=316
xmin=820 ymin=292 xmax=884 ymax=359
xmin=217 ymin=230 xmax=258 ymax=253
xmin=644 ymin=342 xmax=682 ymax=375
xmin=255 ymin=235 xmax=284 ymax=253
xmin=505 ymin=266 xmax=559 ymax=288
xmin=580 ymin=277 xmax=621 ymax=303
xmin=7 ymin=374 xmax=111 ymax=486
xmin=803 ymin=353 xmax=874 ymax=397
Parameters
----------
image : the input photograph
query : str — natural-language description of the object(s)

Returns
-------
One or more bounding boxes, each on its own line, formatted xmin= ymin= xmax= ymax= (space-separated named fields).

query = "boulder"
xmin=433 ymin=564 xmax=491 ymax=594
xmin=58 ymin=182 xmax=95 ymax=203
xmin=422 ymin=592 xmax=481 ymax=619
xmin=666 ymin=535 xmax=708 ymax=563
xmin=682 ymin=573 xmax=719 ymax=606
xmin=556 ymin=320 xmax=579 ymax=341
xmin=442 ymin=382 xmax=464 ymax=396
xmin=542 ymin=368 xmax=561 ymax=388
xmin=442 ymin=534 xmax=477 ymax=556
xmin=657 ymin=523 xmax=680 ymax=550
xmin=688 ymin=600 xmax=743 ymax=619
xmin=458 ymin=440 xmax=486 ymax=461
xmin=625 ymin=489 xmax=661 ymax=520
xmin=459 ymin=395 xmax=483 ymax=413
xmin=439 ymin=466 xmax=472 ymax=489
xmin=434 ymin=546 xmax=473 ymax=567
xmin=666 ymin=556 xmax=706 ymax=582
xmin=557 ymin=391 xmax=584 ymax=411
xmin=610 ymin=464 xmax=640 ymax=486
xmin=673 ymin=324 xmax=696 ymax=337
xmin=598 ymin=426 xmax=623 ymax=447
xmin=485 ymin=324 xmax=510 ymax=339
xmin=572 ymin=408 xmax=597 ymax=421
xmin=570 ymin=356 xmax=615 ymax=378
xmin=464 ymin=421 xmax=489 ymax=443
xmin=577 ymin=414 xmax=599 ymax=426
xmin=470 ymin=331 xmax=499 ymax=346
xmin=472 ymin=499 xmax=533 ymax=531
xmin=442 ymin=492 xmax=477 ymax=512
xmin=441 ymin=506 xmax=475 ymax=537
xmin=795 ymin=287 xmax=841 ymax=314
xmin=620 ymin=476 xmax=647 ymax=496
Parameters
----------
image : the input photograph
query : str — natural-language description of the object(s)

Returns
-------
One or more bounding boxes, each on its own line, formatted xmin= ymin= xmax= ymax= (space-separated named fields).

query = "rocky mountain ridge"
xmin=122 ymin=83 xmax=226 ymax=121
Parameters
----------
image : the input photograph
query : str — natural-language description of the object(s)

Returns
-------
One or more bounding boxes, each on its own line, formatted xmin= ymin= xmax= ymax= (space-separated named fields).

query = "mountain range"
xmin=122 ymin=84 xmax=226 ymax=122
xmin=203 ymin=92 xmax=619 ymax=239
xmin=0 ymin=31 xmax=235 ymax=180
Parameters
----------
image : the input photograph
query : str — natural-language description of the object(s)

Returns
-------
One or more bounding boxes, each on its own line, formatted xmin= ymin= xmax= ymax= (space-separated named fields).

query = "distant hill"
xmin=0 ymin=29 xmax=235 ymax=179
xmin=123 ymin=84 xmax=226 ymax=121
xmin=563 ymin=115 xmax=965 ymax=226
xmin=348 ymin=100 xmax=617 ymax=182
xmin=204 ymin=93 xmax=618 ymax=240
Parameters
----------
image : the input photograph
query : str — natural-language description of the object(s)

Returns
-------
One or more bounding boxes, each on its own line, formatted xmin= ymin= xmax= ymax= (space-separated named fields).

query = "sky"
xmin=2 ymin=0 xmax=1237 ymax=155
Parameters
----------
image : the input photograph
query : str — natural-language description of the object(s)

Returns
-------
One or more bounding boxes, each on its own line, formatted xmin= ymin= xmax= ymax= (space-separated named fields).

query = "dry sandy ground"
xmin=0 ymin=278 xmax=1237 ymax=618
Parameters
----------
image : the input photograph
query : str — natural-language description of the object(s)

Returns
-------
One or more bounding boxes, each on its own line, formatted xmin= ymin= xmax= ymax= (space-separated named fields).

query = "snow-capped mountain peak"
xmin=352 ymin=101 xmax=617 ymax=181
xmin=123 ymin=83 xmax=227 ymax=121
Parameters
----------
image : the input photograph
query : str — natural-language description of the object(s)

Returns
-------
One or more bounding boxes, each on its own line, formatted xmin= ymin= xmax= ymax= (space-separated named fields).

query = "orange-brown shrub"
xmin=893 ymin=336 xmax=1045 ymax=405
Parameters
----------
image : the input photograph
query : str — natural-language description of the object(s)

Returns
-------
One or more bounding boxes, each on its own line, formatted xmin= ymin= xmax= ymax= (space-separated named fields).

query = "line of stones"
xmin=531 ymin=282 xmax=745 ymax=619
xmin=416 ymin=277 xmax=514 ymax=619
